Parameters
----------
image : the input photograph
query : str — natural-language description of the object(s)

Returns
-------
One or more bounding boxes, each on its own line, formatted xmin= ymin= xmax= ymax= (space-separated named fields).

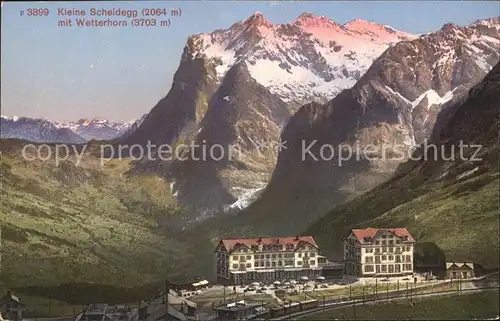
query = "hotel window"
xmin=389 ymin=240 xmax=394 ymax=245
xmin=376 ymin=265 xmax=381 ymax=273
xmin=246 ymin=255 xmax=251 ymax=260
xmin=375 ymin=241 xmax=380 ymax=245
xmin=278 ymin=261 xmax=283 ymax=266
xmin=232 ymin=264 xmax=238 ymax=269
xmin=395 ymin=264 xmax=401 ymax=273
xmin=246 ymin=263 xmax=251 ymax=268
xmin=310 ymin=260 xmax=315 ymax=265
xmin=266 ymin=254 xmax=271 ymax=259
xmin=396 ymin=240 xmax=401 ymax=244
xmin=297 ymin=261 xmax=303 ymax=265
xmin=232 ymin=256 xmax=238 ymax=261
xmin=310 ymin=253 xmax=316 ymax=257
xmin=381 ymin=265 xmax=387 ymax=273
xmin=382 ymin=255 xmax=387 ymax=261
xmin=272 ymin=262 xmax=277 ymax=267
xmin=389 ymin=247 xmax=393 ymax=253
xmin=272 ymin=254 xmax=276 ymax=259
xmin=375 ymin=248 xmax=380 ymax=254
xmin=266 ymin=262 xmax=270 ymax=267
xmin=365 ymin=265 xmax=374 ymax=272
xmin=254 ymin=262 xmax=259 ymax=267
xmin=382 ymin=247 xmax=387 ymax=253
xmin=388 ymin=265 xmax=394 ymax=273
xmin=298 ymin=253 xmax=302 ymax=258
xmin=389 ymin=255 xmax=394 ymax=261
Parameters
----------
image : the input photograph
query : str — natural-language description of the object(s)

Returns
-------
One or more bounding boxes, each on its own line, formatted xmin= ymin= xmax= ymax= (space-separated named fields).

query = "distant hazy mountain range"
xmin=0 ymin=115 xmax=147 ymax=143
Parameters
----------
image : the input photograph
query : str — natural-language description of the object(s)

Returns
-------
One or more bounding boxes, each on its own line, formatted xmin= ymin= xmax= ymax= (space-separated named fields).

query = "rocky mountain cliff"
xmin=122 ymin=12 xmax=415 ymax=216
xmin=167 ymin=61 xmax=290 ymax=216
xmin=219 ymin=17 xmax=499 ymax=236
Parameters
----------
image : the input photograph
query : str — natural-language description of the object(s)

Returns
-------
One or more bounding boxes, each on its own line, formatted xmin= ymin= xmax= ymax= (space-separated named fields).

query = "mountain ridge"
xmin=0 ymin=115 xmax=145 ymax=142
xmin=202 ymin=16 xmax=499 ymax=236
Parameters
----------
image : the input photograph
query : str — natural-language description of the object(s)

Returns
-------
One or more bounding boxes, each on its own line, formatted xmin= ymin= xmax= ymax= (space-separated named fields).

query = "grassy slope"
xmin=0 ymin=140 xmax=196 ymax=292
xmin=306 ymin=146 xmax=499 ymax=269
xmin=301 ymin=290 xmax=499 ymax=320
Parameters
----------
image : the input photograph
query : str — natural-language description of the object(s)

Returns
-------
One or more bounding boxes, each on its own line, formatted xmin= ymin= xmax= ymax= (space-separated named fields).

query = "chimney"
xmin=276 ymin=238 xmax=280 ymax=244
xmin=295 ymin=236 xmax=299 ymax=240
xmin=258 ymin=237 xmax=262 ymax=242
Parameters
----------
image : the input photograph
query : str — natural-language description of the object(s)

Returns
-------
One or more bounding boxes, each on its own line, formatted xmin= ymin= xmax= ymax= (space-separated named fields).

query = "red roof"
xmin=350 ymin=228 xmax=415 ymax=243
xmin=218 ymin=236 xmax=318 ymax=252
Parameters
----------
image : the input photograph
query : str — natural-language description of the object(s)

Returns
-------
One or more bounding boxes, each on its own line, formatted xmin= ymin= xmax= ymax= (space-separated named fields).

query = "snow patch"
xmin=224 ymin=184 xmax=266 ymax=211
xmin=411 ymin=89 xmax=456 ymax=110
xmin=457 ymin=166 xmax=480 ymax=181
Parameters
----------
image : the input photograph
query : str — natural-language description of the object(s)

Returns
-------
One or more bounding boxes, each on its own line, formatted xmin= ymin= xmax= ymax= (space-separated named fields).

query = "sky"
xmin=1 ymin=1 xmax=498 ymax=122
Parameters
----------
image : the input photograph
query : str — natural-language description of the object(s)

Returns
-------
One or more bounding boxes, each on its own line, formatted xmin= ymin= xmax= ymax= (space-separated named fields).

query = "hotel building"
xmin=214 ymin=236 xmax=322 ymax=284
xmin=343 ymin=228 xmax=415 ymax=278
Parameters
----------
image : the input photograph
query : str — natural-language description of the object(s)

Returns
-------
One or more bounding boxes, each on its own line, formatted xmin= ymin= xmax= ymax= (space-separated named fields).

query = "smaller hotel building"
xmin=214 ymin=236 xmax=322 ymax=285
xmin=343 ymin=228 xmax=415 ymax=278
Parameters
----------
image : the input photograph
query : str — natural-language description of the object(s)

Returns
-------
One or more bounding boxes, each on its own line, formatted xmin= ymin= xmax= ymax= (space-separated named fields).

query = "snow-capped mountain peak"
xmin=243 ymin=11 xmax=271 ymax=28
xmin=1 ymin=115 xmax=19 ymax=122
xmin=56 ymin=117 xmax=142 ymax=141
xmin=293 ymin=12 xmax=341 ymax=29
xmin=473 ymin=17 xmax=500 ymax=30
xmin=187 ymin=12 xmax=417 ymax=109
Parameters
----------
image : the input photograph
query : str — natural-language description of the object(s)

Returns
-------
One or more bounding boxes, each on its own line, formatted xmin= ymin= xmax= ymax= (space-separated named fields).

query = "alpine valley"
xmin=1 ymin=11 xmax=499 ymax=303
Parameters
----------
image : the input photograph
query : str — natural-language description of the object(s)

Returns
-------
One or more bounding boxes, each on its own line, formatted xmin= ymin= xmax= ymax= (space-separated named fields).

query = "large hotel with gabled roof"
xmin=214 ymin=236 xmax=324 ymax=284
xmin=343 ymin=227 xmax=416 ymax=277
